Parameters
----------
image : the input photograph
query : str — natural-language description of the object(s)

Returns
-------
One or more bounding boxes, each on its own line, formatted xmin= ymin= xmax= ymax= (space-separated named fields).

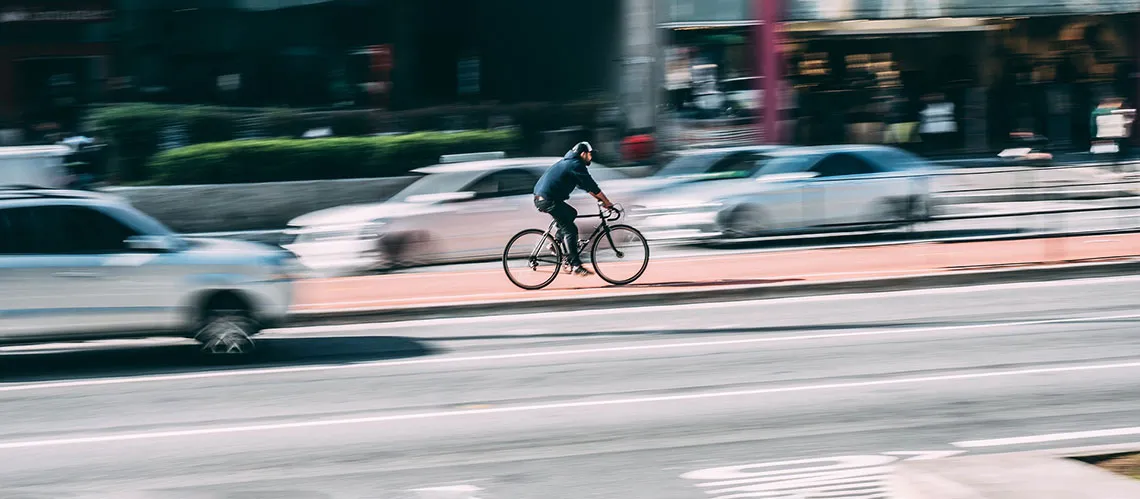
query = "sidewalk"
xmin=292 ymin=233 xmax=1140 ymax=315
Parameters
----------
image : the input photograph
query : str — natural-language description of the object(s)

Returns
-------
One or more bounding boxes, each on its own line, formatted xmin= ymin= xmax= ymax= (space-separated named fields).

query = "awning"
xmin=786 ymin=0 xmax=1140 ymax=21
xmin=122 ymin=0 xmax=344 ymax=11
xmin=783 ymin=17 xmax=998 ymax=36
xmin=660 ymin=0 xmax=1140 ymax=25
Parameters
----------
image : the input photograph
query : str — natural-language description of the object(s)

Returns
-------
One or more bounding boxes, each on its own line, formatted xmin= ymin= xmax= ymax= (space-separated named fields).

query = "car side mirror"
xmin=126 ymin=235 xmax=180 ymax=253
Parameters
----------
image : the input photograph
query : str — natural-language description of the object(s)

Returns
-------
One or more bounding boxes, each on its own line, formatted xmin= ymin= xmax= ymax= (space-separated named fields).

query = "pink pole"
xmin=756 ymin=0 xmax=783 ymax=144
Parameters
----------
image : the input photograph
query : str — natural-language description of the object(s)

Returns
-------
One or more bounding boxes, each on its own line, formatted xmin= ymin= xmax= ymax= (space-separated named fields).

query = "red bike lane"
xmin=292 ymin=233 xmax=1140 ymax=314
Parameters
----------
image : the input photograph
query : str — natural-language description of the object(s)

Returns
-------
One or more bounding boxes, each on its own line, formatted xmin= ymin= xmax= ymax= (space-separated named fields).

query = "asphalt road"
xmin=3 ymin=276 xmax=1140 ymax=498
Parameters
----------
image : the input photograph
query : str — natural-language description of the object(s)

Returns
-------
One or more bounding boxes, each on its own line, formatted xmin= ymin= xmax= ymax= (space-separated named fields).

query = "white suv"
xmin=0 ymin=187 xmax=295 ymax=354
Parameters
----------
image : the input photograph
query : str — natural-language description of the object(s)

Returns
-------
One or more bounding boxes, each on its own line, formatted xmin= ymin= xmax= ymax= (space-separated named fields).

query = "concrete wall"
xmin=102 ymin=177 xmax=417 ymax=233
xmin=104 ymin=165 xmax=656 ymax=234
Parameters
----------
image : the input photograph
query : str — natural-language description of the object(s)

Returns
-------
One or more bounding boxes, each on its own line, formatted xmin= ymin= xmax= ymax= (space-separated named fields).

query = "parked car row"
xmin=284 ymin=145 xmax=942 ymax=276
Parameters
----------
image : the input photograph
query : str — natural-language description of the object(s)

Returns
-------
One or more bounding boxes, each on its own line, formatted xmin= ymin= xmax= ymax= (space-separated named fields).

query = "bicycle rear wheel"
xmin=590 ymin=224 xmax=649 ymax=286
xmin=503 ymin=229 xmax=563 ymax=290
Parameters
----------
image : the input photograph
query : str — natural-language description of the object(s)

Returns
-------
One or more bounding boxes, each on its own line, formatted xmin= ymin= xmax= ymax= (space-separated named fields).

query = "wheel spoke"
xmin=591 ymin=225 xmax=650 ymax=286
xmin=504 ymin=230 xmax=562 ymax=290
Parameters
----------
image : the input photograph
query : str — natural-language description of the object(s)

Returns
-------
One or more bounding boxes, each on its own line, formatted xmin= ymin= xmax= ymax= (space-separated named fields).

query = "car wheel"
xmin=194 ymin=294 xmax=260 ymax=356
xmin=723 ymin=205 xmax=766 ymax=239
xmin=380 ymin=231 xmax=434 ymax=271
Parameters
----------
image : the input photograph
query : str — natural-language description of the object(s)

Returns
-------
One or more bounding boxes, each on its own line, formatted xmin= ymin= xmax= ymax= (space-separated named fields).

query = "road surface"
xmin=3 ymin=276 xmax=1140 ymax=498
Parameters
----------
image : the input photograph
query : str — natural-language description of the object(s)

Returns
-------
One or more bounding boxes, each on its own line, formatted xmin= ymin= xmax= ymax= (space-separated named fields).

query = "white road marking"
xmin=277 ymin=274 xmax=1140 ymax=335
xmin=882 ymin=450 xmax=966 ymax=461
xmin=682 ymin=453 xmax=946 ymax=499
xmin=409 ymin=484 xmax=484 ymax=499
xmin=4 ymin=312 xmax=1139 ymax=394
xmin=952 ymin=427 xmax=1140 ymax=448
xmin=1 ymin=361 xmax=1139 ymax=450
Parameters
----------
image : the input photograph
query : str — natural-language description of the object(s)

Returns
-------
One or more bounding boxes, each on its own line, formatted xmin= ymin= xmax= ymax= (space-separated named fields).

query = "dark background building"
xmin=0 ymin=0 xmax=622 ymax=137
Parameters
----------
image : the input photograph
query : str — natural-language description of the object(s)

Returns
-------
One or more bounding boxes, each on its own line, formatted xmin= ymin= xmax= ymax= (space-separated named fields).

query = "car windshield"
xmin=654 ymin=152 xmax=731 ymax=177
xmin=389 ymin=171 xmax=480 ymax=203
xmin=753 ymin=154 xmax=823 ymax=176
xmin=104 ymin=204 xmax=178 ymax=237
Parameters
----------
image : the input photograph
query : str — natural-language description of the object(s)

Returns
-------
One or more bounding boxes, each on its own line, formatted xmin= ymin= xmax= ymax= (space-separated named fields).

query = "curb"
xmin=285 ymin=258 xmax=1140 ymax=327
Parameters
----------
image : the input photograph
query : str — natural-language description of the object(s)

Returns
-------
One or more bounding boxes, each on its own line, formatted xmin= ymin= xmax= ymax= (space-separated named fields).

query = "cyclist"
xmin=533 ymin=141 xmax=615 ymax=277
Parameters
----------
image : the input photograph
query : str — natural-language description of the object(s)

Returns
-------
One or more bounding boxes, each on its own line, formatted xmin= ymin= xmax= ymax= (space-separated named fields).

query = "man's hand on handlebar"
xmin=591 ymin=191 xmax=615 ymax=210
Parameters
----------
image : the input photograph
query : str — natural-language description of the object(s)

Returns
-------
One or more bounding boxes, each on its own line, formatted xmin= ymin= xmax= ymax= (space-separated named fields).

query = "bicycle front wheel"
xmin=503 ymin=229 xmax=563 ymax=290
xmin=590 ymin=224 xmax=650 ymax=286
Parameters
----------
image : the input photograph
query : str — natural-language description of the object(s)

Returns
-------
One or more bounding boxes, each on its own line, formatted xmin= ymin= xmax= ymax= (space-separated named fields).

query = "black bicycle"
xmin=502 ymin=204 xmax=650 ymax=290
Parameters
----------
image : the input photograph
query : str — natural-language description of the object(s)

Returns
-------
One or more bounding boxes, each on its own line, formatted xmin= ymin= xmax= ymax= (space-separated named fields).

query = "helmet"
xmin=571 ymin=141 xmax=594 ymax=165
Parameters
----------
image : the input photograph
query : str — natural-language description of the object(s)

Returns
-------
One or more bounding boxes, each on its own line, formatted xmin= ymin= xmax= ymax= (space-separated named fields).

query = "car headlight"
xmin=286 ymin=221 xmax=386 ymax=243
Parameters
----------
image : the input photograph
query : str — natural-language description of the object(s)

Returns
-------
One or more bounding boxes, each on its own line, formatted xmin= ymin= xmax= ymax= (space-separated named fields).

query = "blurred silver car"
xmin=0 ymin=187 xmax=296 ymax=353
xmin=284 ymin=157 xmax=633 ymax=275
xmin=631 ymin=145 xmax=937 ymax=241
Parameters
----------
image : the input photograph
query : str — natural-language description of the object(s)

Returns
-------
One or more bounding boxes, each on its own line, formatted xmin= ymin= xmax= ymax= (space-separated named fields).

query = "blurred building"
xmin=0 ymin=0 xmax=620 ymax=130
xmin=2 ymin=0 xmax=1136 ymax=155
xmin=659 ymin=0 xmax=1140 ymax=153
xmin=0 ymin=1 xmax=114 ymax=135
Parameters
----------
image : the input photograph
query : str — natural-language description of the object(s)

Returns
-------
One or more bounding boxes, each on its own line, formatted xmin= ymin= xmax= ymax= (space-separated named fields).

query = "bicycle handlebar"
xmin=599 ymin=202 xmax=623 ymax=222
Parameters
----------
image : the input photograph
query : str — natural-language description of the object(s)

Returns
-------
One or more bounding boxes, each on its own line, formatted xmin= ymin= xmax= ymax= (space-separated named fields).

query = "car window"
xmin=754 ymin=154 xmax=823 ymax=176
xmin=68 ymin=206 xmax=142 ymax=253
xmin=655 ymin=152 xmax=731 ymax=177
xmin=809 ymin=153 xmax=877 ymax=178
xmin=4 ymin=205 xmax=141 ymax=255
xmin=389 ymin=172 xmax=478 ymax=203
xmin=467 ymin=169 xmax=539 ymax=199
xmin=496 ymin=169 xmax=539 ymax=197
xmin=857 ymin=148 xmax=927 ymax=171
xmin=707 ymin=152 xmax=767 ymax=177
xmin=0 ymin=207 xmax=38 ymax=254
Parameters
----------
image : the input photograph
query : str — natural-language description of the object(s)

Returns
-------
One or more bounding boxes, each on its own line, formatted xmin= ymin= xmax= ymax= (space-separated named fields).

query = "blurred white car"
xmin=631 ymin=145 xmax=937 ymax=241
xmin=284 ymin=157 xmax=632 ymax=275
xmin=612 ymin=145 xmax=789 ymax=200
xmin=721 ymin=77 xmax=761 ymax=116
xmin=0 ymin=145 xmax=72 ymax=189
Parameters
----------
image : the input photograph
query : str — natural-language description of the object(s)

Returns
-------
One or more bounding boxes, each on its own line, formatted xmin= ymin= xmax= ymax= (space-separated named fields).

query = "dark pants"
xmin=534 ymin=196 xmax=581 ymax=267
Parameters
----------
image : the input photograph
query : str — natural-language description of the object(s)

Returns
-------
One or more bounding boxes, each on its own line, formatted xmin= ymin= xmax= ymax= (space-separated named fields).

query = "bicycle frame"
xmin=529 ymin=205 xmax=624 ymax=263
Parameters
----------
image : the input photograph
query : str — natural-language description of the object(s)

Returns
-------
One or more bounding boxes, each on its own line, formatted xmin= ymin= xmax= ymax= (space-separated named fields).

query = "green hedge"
xmin=147 ymin=130 xmax=520 ymax=185
xmin=89 ymin=104 xmax=244 ymax=182
xmin=87 ymin=101 xmax=609 ymax=182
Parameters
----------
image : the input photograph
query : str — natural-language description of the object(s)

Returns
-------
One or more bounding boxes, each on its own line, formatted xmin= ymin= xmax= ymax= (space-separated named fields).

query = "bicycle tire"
xmin=503 ymin=229 xmax=563 ymax=290
xmin=590 ymin=224 xmax=650 ymax=286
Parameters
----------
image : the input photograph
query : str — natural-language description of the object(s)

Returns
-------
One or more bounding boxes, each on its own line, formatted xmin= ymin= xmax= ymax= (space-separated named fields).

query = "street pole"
xmin=757 ymin=0 xmax=783 ymax=144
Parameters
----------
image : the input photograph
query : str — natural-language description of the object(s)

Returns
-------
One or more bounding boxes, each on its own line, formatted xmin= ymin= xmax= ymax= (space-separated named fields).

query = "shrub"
xmin=88 ymin=104 xmax=169 ymax=182
xmin=184 ymin=108 xmax=239 ymax=144
xmin=147 ymin=129 xmax=520 ymax=185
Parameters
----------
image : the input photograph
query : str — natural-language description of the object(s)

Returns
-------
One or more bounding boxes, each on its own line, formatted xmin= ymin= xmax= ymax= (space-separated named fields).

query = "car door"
xmin=0 ymin=204 xmax=113 ymax=339
xmin=0 ymin=206 xmax=68 ymax=340
xmin=68 ymin=203 xmax=186 ymax=334
xmin=10 ymin=204 xmax=180 ymax=339
xmin=456 ymin=168 xmax=541 ymax=257
xmin=808 ymin=153 xmax=883 ymax=227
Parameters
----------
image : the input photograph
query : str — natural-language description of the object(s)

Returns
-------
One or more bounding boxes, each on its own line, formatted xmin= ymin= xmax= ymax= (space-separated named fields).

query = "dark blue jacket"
xmin=533 ymin=150 xmax=601 ymax=202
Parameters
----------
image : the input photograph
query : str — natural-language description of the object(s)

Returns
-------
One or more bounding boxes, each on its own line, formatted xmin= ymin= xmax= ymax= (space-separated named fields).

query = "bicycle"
xmin=502 ymin=203 xmax=650 ymax=290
